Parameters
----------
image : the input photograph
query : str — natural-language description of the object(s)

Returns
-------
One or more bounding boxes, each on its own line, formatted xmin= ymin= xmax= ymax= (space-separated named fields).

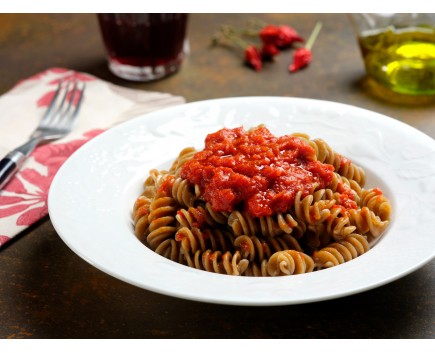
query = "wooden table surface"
xmin=0 ymin=13 xmax=433 ymax=339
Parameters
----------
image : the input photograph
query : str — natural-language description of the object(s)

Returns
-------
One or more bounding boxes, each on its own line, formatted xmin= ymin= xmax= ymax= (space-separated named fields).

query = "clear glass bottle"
xmin=350 ymin=13 xmax=435 ymax=99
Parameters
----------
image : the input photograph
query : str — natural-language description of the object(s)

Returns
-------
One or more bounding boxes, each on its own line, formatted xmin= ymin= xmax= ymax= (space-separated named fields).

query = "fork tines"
xmin=39 ymin=80 xmax=86 ymax=131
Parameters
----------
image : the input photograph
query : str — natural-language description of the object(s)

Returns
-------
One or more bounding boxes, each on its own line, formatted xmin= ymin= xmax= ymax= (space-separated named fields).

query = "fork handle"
xmin=0 ymin=151 xmax=26 ymax=190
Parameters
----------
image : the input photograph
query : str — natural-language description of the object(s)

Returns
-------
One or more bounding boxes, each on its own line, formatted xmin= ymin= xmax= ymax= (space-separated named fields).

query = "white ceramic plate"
xmin=48 ymin=97 xmax=435 ymax=306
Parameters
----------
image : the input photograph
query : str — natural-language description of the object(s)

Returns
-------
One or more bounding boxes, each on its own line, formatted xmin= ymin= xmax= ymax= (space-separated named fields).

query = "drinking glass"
xmin=97 ymin=13 xmax=189 ymax=82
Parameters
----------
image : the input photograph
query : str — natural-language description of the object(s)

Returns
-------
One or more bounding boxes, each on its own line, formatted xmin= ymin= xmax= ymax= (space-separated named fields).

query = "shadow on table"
xmin=3 ymin=224 xmax=433 ymax=339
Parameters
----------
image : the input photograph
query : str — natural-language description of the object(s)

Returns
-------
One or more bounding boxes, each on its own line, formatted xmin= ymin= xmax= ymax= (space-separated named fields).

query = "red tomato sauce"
xmin=180 ymin=126 xmax=337 ymax=217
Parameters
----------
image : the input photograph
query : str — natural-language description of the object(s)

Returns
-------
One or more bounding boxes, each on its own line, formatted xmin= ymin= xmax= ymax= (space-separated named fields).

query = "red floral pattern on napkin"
xmin=18 ymin=67 xmax=95 ymax=87
xmin=0 ymin=129 xmax=104 ymax=246
xmin=0 ymin=68 xmax=99 ymax=248
xmin=0 ymin=235 xmax=10 ymax=246
xmin=0 ymin=67 xmax=184 ymax=248
xmin=1 ymin=130 xmax=103 ymax=224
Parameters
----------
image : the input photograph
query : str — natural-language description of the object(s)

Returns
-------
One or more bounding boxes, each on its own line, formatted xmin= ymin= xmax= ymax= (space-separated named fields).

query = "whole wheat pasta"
xmin=132 ymin=125 xmax=392 ymax=276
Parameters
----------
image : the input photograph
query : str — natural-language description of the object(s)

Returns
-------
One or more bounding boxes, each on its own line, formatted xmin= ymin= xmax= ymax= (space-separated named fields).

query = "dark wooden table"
xmin=0 ymin=13 xmax=433 ymax=339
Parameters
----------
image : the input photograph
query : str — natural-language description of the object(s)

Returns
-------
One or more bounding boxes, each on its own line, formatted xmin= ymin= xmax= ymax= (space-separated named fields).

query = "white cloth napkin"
xmin=0 ymin=67 xmax=185 ymax=248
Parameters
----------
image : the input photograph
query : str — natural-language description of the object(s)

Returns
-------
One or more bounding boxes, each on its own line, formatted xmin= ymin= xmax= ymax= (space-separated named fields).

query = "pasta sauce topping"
xmin=180 ymin=126 xmax=336 ymax=217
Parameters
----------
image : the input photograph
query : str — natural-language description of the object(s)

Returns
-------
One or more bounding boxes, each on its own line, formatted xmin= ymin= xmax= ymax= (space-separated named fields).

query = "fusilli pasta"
xmin=132 ymin=125 xmax=392 ymax=277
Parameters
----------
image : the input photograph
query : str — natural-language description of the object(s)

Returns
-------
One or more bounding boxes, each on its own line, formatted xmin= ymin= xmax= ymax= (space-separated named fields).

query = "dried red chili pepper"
xmin=245 ymin=45 xmax=263 ymax=71
xmin=276 ymin=25 xmax=305 ymax=47
xmin=261 ymin=43 xmax=280 ymax=60
xmin=289 ymin=21 xmax=322 ymax=73
xmin=289 ymin=47 xmax=312 ymax=72
xmin=213 ymin=25 xmax=264 ymax=72
xmin=213 ymin=20 xmax=317 ymax=73
xmin=259 ymin=25 xmax=281 ymax=44
xmin=260 ymin=24 xmax=304 ymax=48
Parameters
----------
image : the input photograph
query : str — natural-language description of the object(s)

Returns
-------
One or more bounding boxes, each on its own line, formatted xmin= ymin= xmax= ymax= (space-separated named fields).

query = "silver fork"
xmin=0 ymin=80 xmax=86 ymax=190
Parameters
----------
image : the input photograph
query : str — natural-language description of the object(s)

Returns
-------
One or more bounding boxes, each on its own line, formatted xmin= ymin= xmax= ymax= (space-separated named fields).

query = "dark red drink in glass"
xmin=97 ymin=14 xmax=189 ymax=81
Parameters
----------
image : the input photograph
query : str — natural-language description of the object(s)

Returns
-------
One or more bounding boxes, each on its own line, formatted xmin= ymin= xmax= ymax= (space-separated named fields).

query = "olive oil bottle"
xmin=358 ymin=27 xmax=435 ymax=96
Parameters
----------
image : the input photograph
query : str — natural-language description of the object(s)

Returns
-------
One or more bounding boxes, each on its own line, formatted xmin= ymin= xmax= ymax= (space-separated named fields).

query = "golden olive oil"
xmin=358 ymin=27 xmax=435 ymax=95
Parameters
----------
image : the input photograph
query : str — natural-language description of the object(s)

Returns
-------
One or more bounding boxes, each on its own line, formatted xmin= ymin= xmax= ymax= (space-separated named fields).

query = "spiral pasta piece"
xmin=228 ymin=211 xmax=285 ymax=237
xmin=312 ymin=188 xmax=333 ymax=202
xmin=308 ymin=138 xmax=366 ymax=186
xmin=203 ymin=228 xmax=235 ymax=253
xmin=169 ymin=147 xmax=197 ymax=175
xmin=176 ymin=206 xmax=217 ymax=229
xmin=258 ymin=216 xmax=285 ymax=237
xmin=234 ymin=234 xmax=303 ymax=262
xmin=229 ymin=210 xmax=304 ymax=238
xmin=175 ymin=226 xmax=233 ymax=254
xmin=360 ymin=188 xmax=392 ymax=222
xmin=325 ymin=207 xmax=357 ymax=241
xmin=312 ymin=187 xmax=359 ymax=207
xmin=175 ymin=226 xmax=207 ymax=254
xmin=242 ymin=260 xmax=269 ymax=277
xmin=182 ymin=249 xmax=249 ymax=276
xmin=290 ymin=220 xmax=308 ymax=239
xmin=171 ymin=177 xmax=199 ymax=208
xmin=337 ymin=162 xmax=366 ymax=188
xmin=155 ymin=238 xmax=181 ymax=262
xmin=291 ymin=132 xmax=311 ymax=140
xmin=228 ymin=210 xmax=259 ymax=236
xmin=266 ymin=250 xmax=315 ymax=276
xmin=327 ymin=173 xmax=362 ymax=205
xmin=205 ymin=202 xmax=230 ymax=225
xmin=133 ymin=195 xmax=152 ymax=241
xmin=349 ymin=207 xmax=389 ymax=237
xmin=293 ymin=191 xmax=335 ymax=225
xmin=276 ymin=213 xmax=299 ymax=235
xmin=313 ymin=233 xmax=369 ymax=269
xmin=143 ymin=168 xmax=170 ymax=198
xmin=146 ymin=196 xmax=179 ymax=250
